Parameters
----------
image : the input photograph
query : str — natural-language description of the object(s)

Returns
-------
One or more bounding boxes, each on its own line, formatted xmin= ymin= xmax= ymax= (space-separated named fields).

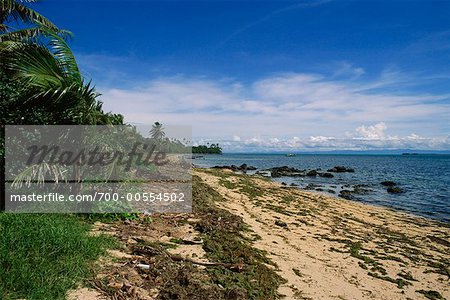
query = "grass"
xmin=0 ymin=213 xmax=115 ymax=300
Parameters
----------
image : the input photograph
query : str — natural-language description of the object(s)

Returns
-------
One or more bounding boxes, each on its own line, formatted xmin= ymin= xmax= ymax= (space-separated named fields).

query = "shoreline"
xmin=194 ymin=168 xmax=450 ymax=299
xmin=193 ymin=161 xmax=450 ymax=224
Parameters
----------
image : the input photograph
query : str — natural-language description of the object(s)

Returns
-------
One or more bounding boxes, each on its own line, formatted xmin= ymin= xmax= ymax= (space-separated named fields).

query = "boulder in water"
xmin=327 ymin=166 xmax=355 ymax=173
xmin=387 ymin=187 xmax=404 ymax=194
xmin=320 ymin=172 xmax=334 ymax=178
xmin=306 ymin=170 xmax=318 ymax=176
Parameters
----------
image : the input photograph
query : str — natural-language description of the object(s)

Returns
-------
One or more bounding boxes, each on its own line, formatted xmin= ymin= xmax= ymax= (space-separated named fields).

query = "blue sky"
xmin=36 ymin=0 xmax=450 ymax=151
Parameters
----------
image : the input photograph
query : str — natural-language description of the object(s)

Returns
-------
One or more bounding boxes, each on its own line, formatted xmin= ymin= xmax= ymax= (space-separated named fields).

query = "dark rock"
xmin=327 ymin=166 xmax=355 ymax=173
xmin=212 ymin=164 xmax=257 ymax=172
xmin=381 ymin=181 xmax=396 ymax=187
xmin=281 ymin=182 xmax=287 ymax=186
xmin=290 ymin=183 xmax=299 ymax=187
xmin=387 ymin=187 xmax=404 ymax=194
xmin=268 ymin=166 xmax=304 ymax=177
xmin=320 ymin=172 xmax=334 ymax=178
xmin=275 ymin=220 xmax=288 ymax=228
xmin=304 ymin=183 xmax=321 ymax=190
xmin=327 ymin=189 xmax=336 ymax=194
xmin=352 ymin=186 xmax=372 ymax=195
xmin=315 ymin=188 xmax=324 ymax=191
xmin=306 ymin=170 xmax=318 ymax=176
xmin=339 ymin=190 xmax=354 ymax=200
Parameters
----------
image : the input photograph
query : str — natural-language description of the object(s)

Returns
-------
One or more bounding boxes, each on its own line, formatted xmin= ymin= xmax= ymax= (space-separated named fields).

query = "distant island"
xmin=192 ymin=143 xmax=223 ymax=154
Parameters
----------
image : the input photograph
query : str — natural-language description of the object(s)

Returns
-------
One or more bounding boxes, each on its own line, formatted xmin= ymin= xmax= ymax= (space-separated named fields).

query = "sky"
xmin=36 ymin=0 xmax=450 ymax=151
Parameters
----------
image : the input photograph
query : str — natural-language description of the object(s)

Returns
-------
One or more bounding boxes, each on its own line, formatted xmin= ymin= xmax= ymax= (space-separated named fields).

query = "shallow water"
xmin=194 ymin=154 xmax=450 ymax=223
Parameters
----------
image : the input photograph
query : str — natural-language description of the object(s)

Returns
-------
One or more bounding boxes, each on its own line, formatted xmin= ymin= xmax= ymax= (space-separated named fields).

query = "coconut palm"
xmin=0 ymin=0 xmax=65 ymax=41
xmin=1 ymin=27 xmax=123 ymax=192
xmin=0 ymin=1 xmax=125 ymax=208
xmin=1 ymin=27 xmax=121 ymax=125
xmin=150 ymin=122 xmax=166 ymax=141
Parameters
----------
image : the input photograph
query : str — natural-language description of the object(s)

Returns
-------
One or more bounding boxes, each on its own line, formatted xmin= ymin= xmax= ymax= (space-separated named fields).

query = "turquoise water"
xmin=194 ymin=154 xmax=450 ymax=223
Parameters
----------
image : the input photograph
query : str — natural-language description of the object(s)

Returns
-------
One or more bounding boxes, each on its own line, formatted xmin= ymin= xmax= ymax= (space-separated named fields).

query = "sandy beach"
xmin=195 ymin=169 xmax=449 ymax=299
xmin=68 ymin=168 xmax=449 ymax=300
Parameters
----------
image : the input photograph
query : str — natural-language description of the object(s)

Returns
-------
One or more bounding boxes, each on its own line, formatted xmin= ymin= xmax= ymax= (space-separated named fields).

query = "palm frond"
xmin=0 ymin=26 xmax=72 ymax=42
xmin=1 ymin=0 xmax=59 ymax=32
xmin=1 ymin=40 xmax=66 ymax=88
xmin=40 ymin=26 xmax=81 ymax=81
xmin=12 ymin=162 xmax=68 ymax=188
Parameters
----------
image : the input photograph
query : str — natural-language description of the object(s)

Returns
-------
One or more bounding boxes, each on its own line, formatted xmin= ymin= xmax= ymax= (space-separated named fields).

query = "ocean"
xmin=193 ymin=153 xmax=450 ymax=223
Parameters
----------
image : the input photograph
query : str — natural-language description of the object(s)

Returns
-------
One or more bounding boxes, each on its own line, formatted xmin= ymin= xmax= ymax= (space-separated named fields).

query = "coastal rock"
xmin=339 ymin=190 xmax=354 ymax=200
xmin=327 ymin=166 xmax=355 ymax=173
xmin=212 ymin=164 xmax=257 ymax=172
xmin=352 ymin=185 xmax=372 ymax=195
xmin=380 ymin=181 xmax=396 ymax=187
xmin=268 ymin=166 xmax=304 ymax=178
xmin=238 ymin=163 xmax=257 ymax=171
xmin=320 ymin=172 xmax=334 ymax=178
xmin=387 ymin=187 xmax=404 ymax=194
xmin=306 ymin=170 xmax=318 ymax=177
xmin=304 ymin=183 xmax=321 ymax=190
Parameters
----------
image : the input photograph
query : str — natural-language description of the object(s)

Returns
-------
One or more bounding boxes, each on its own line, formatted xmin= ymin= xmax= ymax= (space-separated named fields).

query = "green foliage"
xmin=192 ymin=143 xmax=223 ymax=154
xmin=0 ymin=0 xmax=61 ymax=36
xmin=0 ymin=213 xmax=115 ymax=300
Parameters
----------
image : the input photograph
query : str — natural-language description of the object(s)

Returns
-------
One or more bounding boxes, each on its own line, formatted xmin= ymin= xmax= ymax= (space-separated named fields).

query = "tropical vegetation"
xmin=0 ymin=1 xmax=122 ymax=298
xmin=192 ymin=143 xmax=223 ymax=154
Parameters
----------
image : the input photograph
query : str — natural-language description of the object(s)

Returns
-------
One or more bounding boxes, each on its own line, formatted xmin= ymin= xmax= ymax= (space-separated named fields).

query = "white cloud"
xmin=310 ymin=136 xmax=335 ymax=142
xmin=194 ymin=130 xmax=450 ymax=152
xmin=98 ymin=72 xmax=450 ymax=150
xmin=355 ymin=122 xmax=387 ymax=140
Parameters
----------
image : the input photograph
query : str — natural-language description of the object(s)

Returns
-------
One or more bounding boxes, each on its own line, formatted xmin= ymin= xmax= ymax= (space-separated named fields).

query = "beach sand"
xmin=71 ymin=168 xmax=449 ymax=300
xmin=194 ymin=168 xmax=449 ymax=300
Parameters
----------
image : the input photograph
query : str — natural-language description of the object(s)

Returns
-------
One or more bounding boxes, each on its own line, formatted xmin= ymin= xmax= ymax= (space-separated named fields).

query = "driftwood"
xmin=168 ymin=254 xmax=245 ymax=272
xmin=132 ymin=245 xmax=244 ymax=272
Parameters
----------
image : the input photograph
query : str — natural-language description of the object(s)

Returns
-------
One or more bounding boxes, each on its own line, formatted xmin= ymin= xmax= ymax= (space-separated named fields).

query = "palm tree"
xmin=0 ymin=1 xmax=125 ymax=208
xmin=150 ymin=122 xmax=165 ymax=141
xmin=1 ymin=27 xmax=120 ymax=125
xmin=0 ymin=0 xmax=65 ymax=41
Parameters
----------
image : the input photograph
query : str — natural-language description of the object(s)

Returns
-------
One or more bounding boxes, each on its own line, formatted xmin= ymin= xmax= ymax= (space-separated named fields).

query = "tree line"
xmin=192 ymin=144 xmax=222 ymax=154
